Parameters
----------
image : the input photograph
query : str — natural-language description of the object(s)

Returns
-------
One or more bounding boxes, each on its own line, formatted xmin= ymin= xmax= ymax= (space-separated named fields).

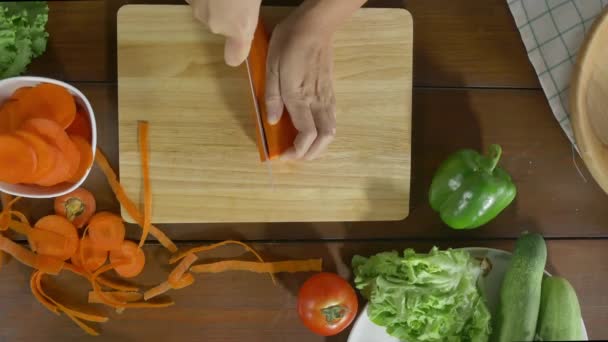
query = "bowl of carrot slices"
xmin=0 ymin=76 xmax=96 ymax=198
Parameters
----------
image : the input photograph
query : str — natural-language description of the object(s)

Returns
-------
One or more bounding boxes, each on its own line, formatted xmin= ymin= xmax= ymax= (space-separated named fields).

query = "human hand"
xmin=265 ymin=11 xmax=336 ymax=161
xmin=186 ymin=0 xmax=262 ymax=66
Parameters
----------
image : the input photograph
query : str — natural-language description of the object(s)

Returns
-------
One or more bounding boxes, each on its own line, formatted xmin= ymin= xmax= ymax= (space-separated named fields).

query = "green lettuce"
xmin=0 ymin=2 xmax=49 ymax=79
xmin=352 ymin=247 xmax=491 ymax=342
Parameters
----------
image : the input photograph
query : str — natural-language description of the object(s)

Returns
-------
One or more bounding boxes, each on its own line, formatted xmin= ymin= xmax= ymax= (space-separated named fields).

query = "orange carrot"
xmin=94 ymin=148 xmax=177 ymax=253
xmin=31 ymin=215 xmax=79 ymax=261
xmin=87 ymin=212 xmax=125 ymax=251
xmin=71 ymin=236 xmax=107 ymax=273
xmin=138 ymin=121 xmax=151 ymax=247
xmin=168 ymin=253 xmax=197 ymax=286
xmin=190 ymin=259 xmax=323 ymax=274
xmin=0 ymin=134 xmax=37 ymax=184
xmin=65 ymin=108 xmax=92 ymax=143
xmin=109 ymin=240 xmax=145 ymax=278
xmin=249 ymin=18 xmax=297 ymax=160
xmin=0 ymin=100 xmax=27 ymax=133
xmin=18 ymin=83 xmax=77 ymax=129
xmin=10 ymin=86 xmax=32 ymax=101
xmin=0 ymin=235 xmax=63 ymax=274
xmin=54 ymin=188 xmax=96 ymax=229
xmin=67 ymin=136 xmax=93 ymax=184
xmin=144 ymin=273 xmax=195 ymax=301
xmin=14 ymin=130 xmax=58 ymax=184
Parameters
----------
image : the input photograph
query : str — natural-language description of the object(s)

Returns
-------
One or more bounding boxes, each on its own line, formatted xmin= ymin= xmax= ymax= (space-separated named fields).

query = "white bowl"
xmin=0 ymin=76 xmax=97 ymax=198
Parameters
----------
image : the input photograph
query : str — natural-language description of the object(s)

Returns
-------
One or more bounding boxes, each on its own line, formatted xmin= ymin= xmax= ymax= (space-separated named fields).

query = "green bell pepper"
xmin=429 ymin=144 xmax=516 ymax=230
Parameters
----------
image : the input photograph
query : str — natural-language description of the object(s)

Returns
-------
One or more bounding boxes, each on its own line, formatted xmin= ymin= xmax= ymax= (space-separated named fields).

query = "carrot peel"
xmin=138 ymin=121 xmax=152 ymax=248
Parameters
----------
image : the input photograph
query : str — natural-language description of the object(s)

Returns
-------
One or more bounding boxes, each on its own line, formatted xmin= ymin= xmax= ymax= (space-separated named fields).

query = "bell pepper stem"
xmin=484 ymin=144 xmax=502 ymax=173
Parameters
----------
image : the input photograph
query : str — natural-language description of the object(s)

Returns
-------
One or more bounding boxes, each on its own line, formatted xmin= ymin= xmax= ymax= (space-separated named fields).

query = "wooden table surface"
xmin=1 ymin=0 xmax=607 ymax=340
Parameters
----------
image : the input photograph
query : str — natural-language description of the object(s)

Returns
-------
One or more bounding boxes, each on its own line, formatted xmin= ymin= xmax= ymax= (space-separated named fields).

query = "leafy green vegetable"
xmin=352 ymin=247 xmax=491 ymax=342
xmin=0 ymin=2 xmax=49 ymax=79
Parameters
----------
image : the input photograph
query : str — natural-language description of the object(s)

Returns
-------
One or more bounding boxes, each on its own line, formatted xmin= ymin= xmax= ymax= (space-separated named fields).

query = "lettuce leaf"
xmin=352 ymin=247 xmax=491 ymax=342
xmin=0 ymin=2 xmax=48 ymax=79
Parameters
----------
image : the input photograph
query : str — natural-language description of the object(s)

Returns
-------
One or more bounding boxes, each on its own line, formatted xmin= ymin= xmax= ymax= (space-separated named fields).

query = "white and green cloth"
xmin=507 ymin=0 xmax=608 ymax=147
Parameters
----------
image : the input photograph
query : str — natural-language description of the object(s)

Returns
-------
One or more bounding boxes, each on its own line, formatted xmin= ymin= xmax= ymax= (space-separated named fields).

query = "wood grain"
xmin=24 ymin=0 xmax=539 ymax=88
xmin=571 ymin=7 xmax=608 ymax=196
xmin=0 ymin=240 xmax=605 ymax=340
xmin=117 ymin=6 xmax=412 ymax=222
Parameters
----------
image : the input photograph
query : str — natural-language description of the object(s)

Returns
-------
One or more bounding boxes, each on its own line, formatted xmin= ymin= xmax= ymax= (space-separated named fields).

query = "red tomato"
xmin=297 ymin=272 xmax=358 ymax=336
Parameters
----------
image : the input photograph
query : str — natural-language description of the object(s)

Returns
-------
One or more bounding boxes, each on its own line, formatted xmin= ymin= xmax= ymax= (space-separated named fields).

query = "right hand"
xmin=186 ymin=0 xmax=262 ymax=66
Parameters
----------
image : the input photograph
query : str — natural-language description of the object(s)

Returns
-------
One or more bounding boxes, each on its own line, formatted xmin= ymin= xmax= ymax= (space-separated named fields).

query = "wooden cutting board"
xmin=117 ymin=5 xmax=412 ymax=223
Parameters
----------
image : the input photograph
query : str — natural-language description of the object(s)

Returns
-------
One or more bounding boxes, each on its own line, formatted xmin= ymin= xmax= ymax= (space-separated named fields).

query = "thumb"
xmin=224 ymin=36 xmax=252 ymax=67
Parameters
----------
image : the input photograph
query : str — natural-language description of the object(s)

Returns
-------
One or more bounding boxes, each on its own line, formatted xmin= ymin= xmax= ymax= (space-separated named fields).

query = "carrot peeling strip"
xmin=94 ymin=148 xmax=177 ymax=253
xmin=138 ymin=121 xmax=151 ymax=248
xmin=88 ymin=291 xmax=142 ymax=304
xmin=0 ymin=194 xmax=20 ymax=231
xmin=168 ymin=253 xmax=197 ymax=286
xmin=144 ymin=273 xmax=195 ymax=301
xmin=65 ymin=263 xmax=140 ymax=292
xmin=30 ymin=271 xmax=59 ymax=315
xmin=169 ymin=240 xmax=275 ymax=284
xmin=171 ymin=272 xmax=195 ymax=290
xmin=0 ymin=236 xmax=63 ymax=274
xmin=190 ymin=259 xmax=323 ymax=274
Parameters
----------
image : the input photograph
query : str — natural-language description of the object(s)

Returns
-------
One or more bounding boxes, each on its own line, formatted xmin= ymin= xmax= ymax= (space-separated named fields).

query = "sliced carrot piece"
xmin=0 ymin=134 xmax=37 ymax=184
xmin=168 ymin=253 xmax=197 ymax=286
xmin=190 ymin=259 xmax=323 ymax=274
xmin=87 ymin=212 xmax=125 ymax=251
xmin=67 ymin=135 xmax=93 ymax=184
xmin=0 ymin=235 xmax=64 ymax=274
xmin=21 ymin=118 xmax=80 ymax=183
xmin=32 ymin=215 xmax=79 ymax=261
xmin=14 ymin=130 xmax=58 ymax=184
xmin=18 ymin=83 xmax=77 ymax=129
xmin=10 ymin=86 xmax=33 ymax=101
xmin=65 ymin=108 xmax=92 ymax=143
xmin=94 ymin=148 xmax=177 ymax=253
xmin=71 ymin=236 xmax=107 ymax=273
xmin=54 ymin=187 xmax=96 ymax=229
xmin=138 ymin=121 xmax=151 ymax=247
xmin=0 ymin=100 xmax=28 ymax=133
xmin=109 ymin=240 xmax=145 ymax=278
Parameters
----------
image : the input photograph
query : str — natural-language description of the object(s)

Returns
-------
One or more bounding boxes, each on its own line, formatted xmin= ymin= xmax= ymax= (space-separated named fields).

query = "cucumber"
xmin=536 ymin=276 xmax=584 ymax=341
xmin=492 ymin=232 xmax=547 ymax=342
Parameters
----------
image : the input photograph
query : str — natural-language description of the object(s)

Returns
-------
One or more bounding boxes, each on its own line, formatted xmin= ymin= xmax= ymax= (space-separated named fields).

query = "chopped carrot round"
xmin=10 ymin=86 xmax=33 ymax=101
xmin=71 ymin=236 xmax=107 ymax=272
xmin=31 ymin=215 xmax=79 ymax=261
xmin=0 ymin=134 xmax=37 ymax=184
xmin=67 ymin=135 xmax=93 ymax=184
xmin=65 ymin=108 xmax=92 ymax=143
xmin=14 ymin=130 xmax=58 ymax=184
xmin=54 ymin=188 xmax=96 ymax=229
xmin=87 ymin=212 xmax=125 ymax=251
xmin=21 ymin=118 xmax=80 ymax=183
xmin=18 ymin=83 xmax=77 ymax=129
xmin=0 ymin=100 xmax=28 ymax=133
xmin=109 ymin=240 xmax=145 ymax=278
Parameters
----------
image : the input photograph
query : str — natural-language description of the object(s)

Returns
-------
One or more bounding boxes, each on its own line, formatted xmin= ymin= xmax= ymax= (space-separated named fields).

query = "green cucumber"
xmin=492 ymin=232 xmax=547 ymax=342
xmin=536 ymin=276 xmax=584 ymax=341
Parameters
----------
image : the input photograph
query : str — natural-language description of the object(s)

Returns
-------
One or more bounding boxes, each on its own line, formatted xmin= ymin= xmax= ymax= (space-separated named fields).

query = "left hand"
xmin=265 ymin=9 xmax=336 ymax=161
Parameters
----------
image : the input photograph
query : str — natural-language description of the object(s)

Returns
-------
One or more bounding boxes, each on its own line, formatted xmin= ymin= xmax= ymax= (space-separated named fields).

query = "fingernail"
xmin=266 ymin=101 xmax=282 ymax=124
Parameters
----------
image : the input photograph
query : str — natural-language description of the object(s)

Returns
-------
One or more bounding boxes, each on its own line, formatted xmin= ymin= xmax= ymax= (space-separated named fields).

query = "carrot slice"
xmin=168 ymin=253 xmax=197 ymax=286
xmin=190 ymin=259 xmax=323 ymax=274
xmin=87 ymin=212 xmax=125 ymax=251
xmin=54 ymin=188 xmax=96 ymax=229
xmin=66 ymin=108 xmax=92 ymax=143
xmin=0 ymin=100 xmax=28 ymax=133
xmin=0 ymin=134 xmax=37 ymax=184
xmin=17 ymin=83 xmax=77 ymax=129
xmin=94 ymin=148 xmax=177 ymax=253
xmin=32 ymin=215 xmax=79 ymax=261
xmin=0 ymin=235 xmax=64 ymax=274
xmin=109 ymin=240 xmax=145 ymax=278
xmin=138 ymin=121 xmax=151 ymax=247
xmin=71 ymin=236 xmax=107 ymax=273
xmin=21 ymin=118 xmax=80 ymax=185
xmin=14 ymin=130 xmax=58 ymax=184
xmin=67 ymin=136 xmax=93 ymax=184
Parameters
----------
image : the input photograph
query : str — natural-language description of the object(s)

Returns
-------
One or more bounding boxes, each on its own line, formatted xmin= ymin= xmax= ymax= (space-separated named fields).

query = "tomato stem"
xmin=321 ymin=304 xmax=348 ymax=324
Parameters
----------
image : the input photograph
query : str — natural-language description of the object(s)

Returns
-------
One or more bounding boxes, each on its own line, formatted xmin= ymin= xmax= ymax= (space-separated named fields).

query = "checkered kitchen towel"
xmin=507 ymin=0 xmax=608 ymax=147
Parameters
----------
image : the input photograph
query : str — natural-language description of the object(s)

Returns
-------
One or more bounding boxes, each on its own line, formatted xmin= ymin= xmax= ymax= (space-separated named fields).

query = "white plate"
xmin=348 ymin=247 xmax=588 ymax=342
